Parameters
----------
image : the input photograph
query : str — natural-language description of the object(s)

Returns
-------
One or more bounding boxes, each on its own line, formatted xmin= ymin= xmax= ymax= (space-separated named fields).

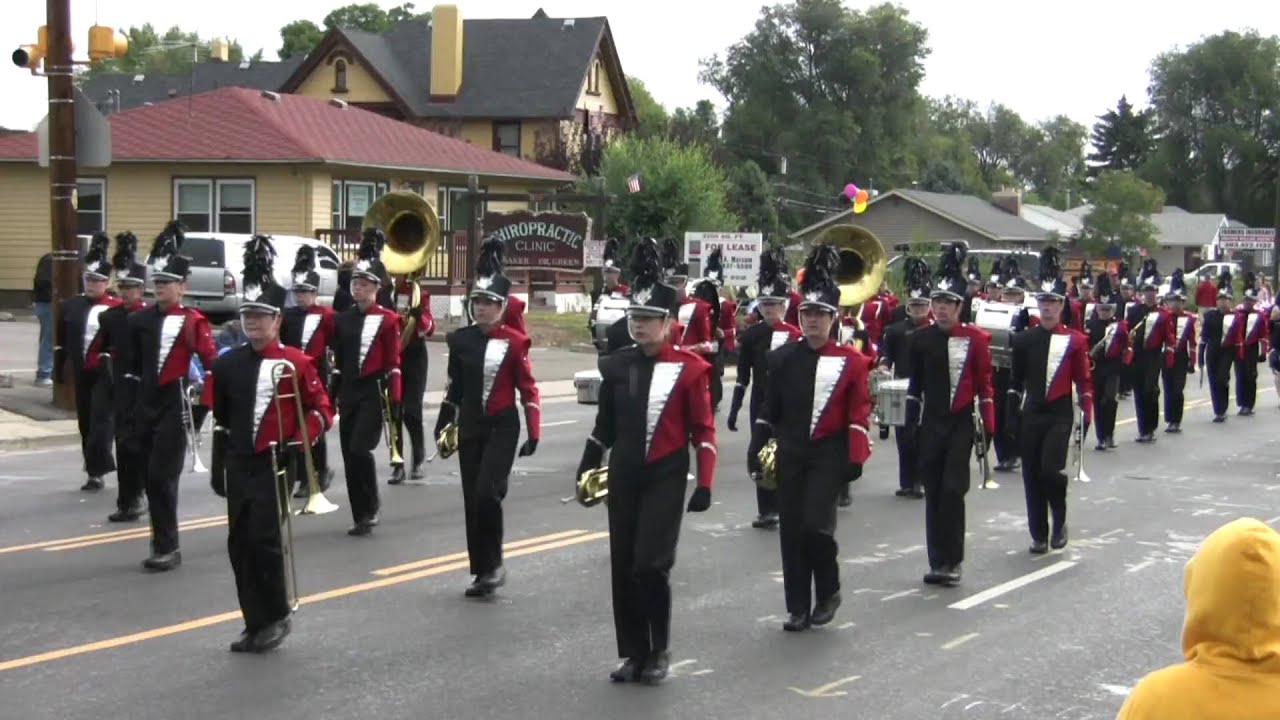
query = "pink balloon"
xmin=842 ymin=183 xmax=859 ymax=199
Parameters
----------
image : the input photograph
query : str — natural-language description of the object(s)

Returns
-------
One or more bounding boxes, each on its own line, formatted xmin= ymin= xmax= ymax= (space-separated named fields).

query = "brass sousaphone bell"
xmin=812 ymin=223 xmax=889 ymax=309
xmin=361 ymin=191 xmax=442 ymax=349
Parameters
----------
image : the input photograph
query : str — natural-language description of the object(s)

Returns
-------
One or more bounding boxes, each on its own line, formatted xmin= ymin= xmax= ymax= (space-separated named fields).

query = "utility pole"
xmin=47 ymin=0 xmax=77 ymax=410
xmin=1272 ymin=168 xmax=1280 ymax=290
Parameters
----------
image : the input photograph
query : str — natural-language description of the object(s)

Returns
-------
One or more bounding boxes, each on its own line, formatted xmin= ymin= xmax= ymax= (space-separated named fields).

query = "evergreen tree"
xmin=1087 ymin=95 xmax=1153 ymax=176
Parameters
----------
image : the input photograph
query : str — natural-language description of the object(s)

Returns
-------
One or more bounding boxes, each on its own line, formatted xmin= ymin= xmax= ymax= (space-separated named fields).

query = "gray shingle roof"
xmin=1149 ymin=211 xmax=1227 ymax=247
xmin=81 ymin=58 xmax=304 ymax=113
xmin=337 ymin=17 xmax=608 ymax=119
xmin=892 ymin=190 xmax=1049 ymax=241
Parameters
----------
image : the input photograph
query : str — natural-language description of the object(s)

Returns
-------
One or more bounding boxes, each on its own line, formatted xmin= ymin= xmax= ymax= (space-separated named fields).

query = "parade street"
xmin=1 ymin=368 xmax=1277 ymax=720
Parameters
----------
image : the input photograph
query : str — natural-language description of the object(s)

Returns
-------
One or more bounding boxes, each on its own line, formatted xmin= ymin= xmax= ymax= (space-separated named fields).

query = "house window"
xmin=173 ymin=179 xmax=256 ymax=233
xmin=493 ymin=122 xmax=521 ymax=157
xmin=588 ymin=60 xmax=602 ymax=95
xmin=334 ymin=59 xmax=348 ymax=93
xmin=76 ymin=179 xmax=105 ymax=234
xmin=331 ymin=180 xmax=388 ymax=231
xmin=437 ymin=184 xmax=486 ymax=232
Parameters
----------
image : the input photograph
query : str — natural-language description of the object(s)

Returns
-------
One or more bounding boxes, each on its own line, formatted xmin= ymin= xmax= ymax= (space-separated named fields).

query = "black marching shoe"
xmin=810 ymin=592 xmax=842 ymax=626
xmin=609 ymin=657 xmax=644 ymax=682
xmin=410 ymin=464 xmax=425 ymax=481
xmin=1135 ymin=434 xmax=1155 ymax=444
xmin=894 ymin=488 xmax=915 ymax=497
xmin=108 ymin=503 xmax=146 ymax=522
xmin=838 ymin=485 xmax=852 ymax=507
xmin=939 ymin=566 xmax=961 ymax=587
xmin=477 ymin=565 xmax=507 ymax=592
xmin=1212 ymin=415 xmax=1226 ymax=423
xmin=751 ymin=512 xmax=779 ymax=529
xmin=641 ymin=650 xmax=671 ymax=684
xmin=1029 ymin=540 xmax=1049 ymax=555
xmin=81 ymin=476 xmax=104 ymax=492
xmin=923 ymin=568 xmax=945 ymax=585
xmin=347 ymin=515 xmax=378 ymax=536
xmin=782 ymin=613 xmax=811 ymax=632
xmin=1165 ymin=423 xmax=1182 ymax=434
xmin=464 ymin=578 xmax=491 ymax=598
xmin=1095 ymin=441 xmax=1107 ymax=451
xmin=388 ymin=464 xmax=406 ymax=485
xmin=1239 ymin=407 xmax=1254 ymax=417
xmin=1050 ymin=526 xmax=1068 ymax=550
xmin=142 ymin=551 xmax=182 ymax=571
xmin=909 ymin=484 xmax=924 ymax=498
xmin=1106 ymin=436 xmax=1117 ymax=449
xmin=229 ymin=629 xmax=255 ymax=653
xmin=251 ymin=617 xmax=291 ymax=653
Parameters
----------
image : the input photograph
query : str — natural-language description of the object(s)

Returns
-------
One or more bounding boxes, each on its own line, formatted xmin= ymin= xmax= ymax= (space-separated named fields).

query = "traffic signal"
xmin=87 ymin=25 xmax=128 ymax=62
xmin=12 ymin=25 xmax=47 ymax=70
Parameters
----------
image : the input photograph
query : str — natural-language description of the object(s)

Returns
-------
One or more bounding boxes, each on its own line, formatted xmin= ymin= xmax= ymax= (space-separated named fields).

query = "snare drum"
xmin=873 ymin=378 xmax=910 ymax=427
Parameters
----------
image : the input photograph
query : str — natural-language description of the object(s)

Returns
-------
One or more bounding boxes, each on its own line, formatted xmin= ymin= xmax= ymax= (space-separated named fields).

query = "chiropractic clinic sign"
xmin=481 ymin=211 xmax=592 ymax=271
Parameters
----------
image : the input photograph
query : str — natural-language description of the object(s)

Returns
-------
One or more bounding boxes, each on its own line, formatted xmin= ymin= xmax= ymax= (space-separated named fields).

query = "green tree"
xmin=726 ymin=160 xmax=779 ymax=236
xmin=1087 ymin=95 xmax=1153 ymax=176
xmin=668 ymin=100 xmax=720 ymax=149
xmin=967 ymin=103 xmax=1033 ymax=191
xmin=1081 ymin=171 xmax=1164 ymax=255
xmin=1145 ymin=31 xmax=1280 ymax=225
xmin=590 ymin=136 xmax=739 ymax=242
xmin=626 ymin=76 xmax=669 ymax=140
xmin=278 ymin=3 xmax=430 ymax=60
xmin=279 ymin=20 xmax=324 ymax=60
xmin=81 ymin=24 xmax=256 ymax=79
xmin=1022 ymin=115 xmax=1089 ymax=209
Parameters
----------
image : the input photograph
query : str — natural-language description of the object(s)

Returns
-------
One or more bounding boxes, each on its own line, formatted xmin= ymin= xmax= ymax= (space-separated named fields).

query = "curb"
xmin=0 ymin=432 xmax=81 ymax=453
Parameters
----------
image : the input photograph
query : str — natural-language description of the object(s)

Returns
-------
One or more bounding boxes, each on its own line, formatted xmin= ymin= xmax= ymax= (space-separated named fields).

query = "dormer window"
xmin=588 ymin=59 xmax=602 ymax=96
xmin=333 ymin=59 xmax=348 ymax=93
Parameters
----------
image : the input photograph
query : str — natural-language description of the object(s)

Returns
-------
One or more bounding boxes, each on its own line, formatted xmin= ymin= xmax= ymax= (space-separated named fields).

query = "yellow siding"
xmin=576 ymin=57 xmax=619 ymax=115
xmin=294 ymin=52 xmax=391 ymax=104
xmin=308 ymin=171 xmax=333 ymax=233
xmin=458 ymin=120 xmax=493 ymax=149
xmin=0 ymin=165 xmax=52 ymax=291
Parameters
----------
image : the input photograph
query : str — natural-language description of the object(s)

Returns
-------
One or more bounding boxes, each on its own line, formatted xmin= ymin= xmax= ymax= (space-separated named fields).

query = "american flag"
xmin=626 ymin=173 xmax=642 ymax=193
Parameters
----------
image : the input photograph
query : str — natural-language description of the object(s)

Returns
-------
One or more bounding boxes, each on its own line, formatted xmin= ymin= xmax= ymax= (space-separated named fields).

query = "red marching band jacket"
xmin=147 ymin=305 xmax=218 ymax=389
xmin=357 ymin=306 xmax=403 ymax=401
xmin=1170 ymin=310 xmax=1198 ymax=370
xmin=298 ymin=305 xmax=337 ymax=362
xmin=209 ymin=341 xmax=334 ymax=453
xmin=81 ymin=295 xmax=123 ymax=371
xmin=718 ymin=298 xmax=738 ymax=353
xmin=675 ymin=297 xmax=717 ymax=355
xmin=475 ymin=325 xmax=542 ymax=440
xmin=502 ymin=294 xmax=527 ymax=335
xmin=858 ymin=294 xmax=894 ymax=347
xmin=1237 ymin=307 xmax=1270 ymax=358
xmin=393 ymin=281 xmax=436 ymax=343
xmin=1138 ymin=306 xmax=1177 ymax=367
xmin=1067 ymin=298 xmax=1086 ymax=333
xmin=915 ymin=324 xmax=997 ymax=433
xmin=1098 ymin=319 xmax=1131 ymax=361
xmin=784 ymin=289 xmax=803 ymax=327
xmin=1045 ymin=324 xmax=1094 ymax=421
xmin=642 ymin=345 xmax=717 ymax=489
xmin=812 ymin=342 xmax=875 ymax=465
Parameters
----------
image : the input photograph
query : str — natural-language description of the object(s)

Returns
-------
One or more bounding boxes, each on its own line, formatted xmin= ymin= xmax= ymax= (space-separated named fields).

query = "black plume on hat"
xmin=1038 ymin=246 xmax=1067 ymax=297
xmin=1095 ymin=272 xmax=1116 ymax=305
xmin=602 ymin=238 xmax=621 ymax=271
xmin=112 ymin=231 xmax=147 ymax=285
xmin=147 ymin=220 xmax=190 ymax=281
xmin=241 ymin=235 xmax=286 ymax=313
xmin=470 ymin=237 xmax=511 ymax=302
xmin=1001 ymin=255 xmax=1022 ymax=286
xmin=1079 ymin=260 xmax=1095 ymax=288
xmin=1243 ymin=271 xmax=1257 ymax=291
xmin=1217 ymin=269 xmax=1234 ymax=298
xmin=1138 ymin=258 xmax=1160 ymax=290
xmin=351 ymin=227 xmax=388 ymax=285
xmin=904 ymin=256 xmax=932 ymax=302
xmin=932 ymin=242 xmax=967 ymax=300
xmin=292 ymin=245 xmax=320 ymax=291
xmin=626 ymin=237 xmax=676 ymax=316
xmin=965 ymin=255 xmax=982 ymax=283
xmin=661 ymin=238 xmax=689 ymax=279
xmin=989 ymin=257 xmax=1004 ymax=285
xmin=798 ymin=244 xmax=841 ymax=312
xmin=85 ymin=232 xmax=112 ymax=279
xmin=757 ymin=246 xmax=788 ymax=299
xmin=1166 ymin=268 xmax=1187 ymax=298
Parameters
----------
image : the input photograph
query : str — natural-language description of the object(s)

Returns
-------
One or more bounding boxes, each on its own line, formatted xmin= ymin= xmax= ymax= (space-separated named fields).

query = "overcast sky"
xmin=1 ymin=0 xmax=1277 ymax=133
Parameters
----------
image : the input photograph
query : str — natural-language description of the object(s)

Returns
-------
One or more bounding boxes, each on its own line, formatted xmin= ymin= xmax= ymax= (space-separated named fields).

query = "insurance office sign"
xmin=481 ymin=211 xmax=592 ymax=271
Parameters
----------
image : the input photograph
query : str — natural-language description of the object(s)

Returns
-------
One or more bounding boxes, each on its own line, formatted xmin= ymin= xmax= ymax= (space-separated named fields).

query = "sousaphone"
xmin=811 ymin=223 xmax=888 ymax=309
xmin=361 ymin=191 xmax=442 ymax=348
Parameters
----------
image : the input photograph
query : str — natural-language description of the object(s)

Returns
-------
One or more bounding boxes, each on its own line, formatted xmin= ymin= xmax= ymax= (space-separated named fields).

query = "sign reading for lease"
xmin=1218 ymin=227 xmax=1277 ymax=251
xmin=684 ymin=232 xmax=764 ymax=286
xmin=482 ymin=211 xmax=592 ymax=271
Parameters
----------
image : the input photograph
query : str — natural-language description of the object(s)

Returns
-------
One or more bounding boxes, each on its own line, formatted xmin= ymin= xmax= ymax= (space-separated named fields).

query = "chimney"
xmin=430 ymin=5 xmax=463 ymax=100
xmin=210 ymin=37 xmax=230 ymax=63
xmin=991 ymin=187 xmax=1022 ymax=217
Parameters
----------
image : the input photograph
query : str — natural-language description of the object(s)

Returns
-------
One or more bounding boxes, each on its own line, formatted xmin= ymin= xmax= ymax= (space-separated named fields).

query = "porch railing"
xmin=315 ymin=228 xmax=469 ymax=282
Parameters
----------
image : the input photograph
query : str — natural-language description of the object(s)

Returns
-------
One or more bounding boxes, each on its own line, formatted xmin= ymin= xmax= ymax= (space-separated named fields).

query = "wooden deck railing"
xmin=315 ymin=228 xmax=469 ymax=282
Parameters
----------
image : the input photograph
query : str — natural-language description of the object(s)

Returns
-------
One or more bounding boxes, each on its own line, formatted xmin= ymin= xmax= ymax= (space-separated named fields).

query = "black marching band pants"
xmin=608 ymin=452 xmax=689 ymax=661
xmin=291 ymin=354 xmax=331 ymax=489
xmin=1132 ymin=350 xmax=1162 ymax=436
xmin=76 ymin=367 xmax=116 ymax=477
xmin=1235 ymin=345 xmax=1259 ymax=410
xmin=339 ymin=378 xmax=384 ymax=523
xmin=1207 ymin=349 xmax=1234 ymax=417
xmin=457 ymin=420 xmax=519 ymax=576
xmin=706 ymin=351 xmax=724 ymax=412
xmin=917 ymin=413 xmax=973 ymax=570
xmin=1162 ymin=354 xmax=1189 ymax=424
xmin=136 ymin=384 xmax=187 ymax=554
xmin=395 ymin=345 xmax=428 ymax=467
xmin=777 ymin=436 xmax=845 ymax=616
xmin=746 ymin=394 xmax=775 ymax=516
xmin=114 ymin=383 xmax=146 ymax=513
xmin=1093 ymin=365 xmax=1120 ymax=443
xmin=895 ymin=424 xmax=920 ymax=490
xmin=1019 ymin=408 xmax=1073 ymax=542
xmin=991 ymin=367 xmax=1018 ymax=464
xmin=225 ymin=452 xmax=290 ymax=632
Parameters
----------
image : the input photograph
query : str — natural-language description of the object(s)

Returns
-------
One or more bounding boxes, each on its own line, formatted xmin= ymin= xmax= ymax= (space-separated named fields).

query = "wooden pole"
xmin=47 ymin=0 xmax=77 ymax=411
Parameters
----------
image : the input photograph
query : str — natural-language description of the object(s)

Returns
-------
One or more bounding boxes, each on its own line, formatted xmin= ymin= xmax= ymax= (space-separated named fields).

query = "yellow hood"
xmin=1181 ymin=518 xmax=1280 ymax=670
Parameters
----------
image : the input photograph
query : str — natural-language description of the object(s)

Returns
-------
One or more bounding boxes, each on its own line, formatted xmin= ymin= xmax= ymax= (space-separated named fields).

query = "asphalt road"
xmin=2 ymin=375 xmax=1279 ymax=720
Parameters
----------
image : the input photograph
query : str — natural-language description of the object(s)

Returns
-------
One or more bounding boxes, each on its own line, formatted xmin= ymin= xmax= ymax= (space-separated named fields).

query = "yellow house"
xmin=0 ymin=86 xmax=573 ymax=298
xmin=80 ymin=5 xmax=638 ymax=175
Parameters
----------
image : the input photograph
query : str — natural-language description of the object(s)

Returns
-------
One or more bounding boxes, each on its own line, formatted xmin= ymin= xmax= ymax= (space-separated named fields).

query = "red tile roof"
xmin=0 ymin=87 xmax=574 ymax=182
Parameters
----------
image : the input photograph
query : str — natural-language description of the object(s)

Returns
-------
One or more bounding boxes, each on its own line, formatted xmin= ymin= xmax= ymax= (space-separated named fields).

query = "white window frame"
xmin=331 ymin=179 xmax=387 ymax=230
xmin=76 ymin=178 xmax=106 ymax=234
xmin=173 ymin=179 xmax=256 ymax=233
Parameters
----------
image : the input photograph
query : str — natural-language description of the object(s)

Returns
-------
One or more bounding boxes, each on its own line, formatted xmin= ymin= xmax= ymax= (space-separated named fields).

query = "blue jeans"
xmin=34 ymin=301 xmax=53 ymax=379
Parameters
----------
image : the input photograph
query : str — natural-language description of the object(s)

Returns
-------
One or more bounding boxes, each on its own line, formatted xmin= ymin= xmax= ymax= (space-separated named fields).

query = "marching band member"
xmin=1077 ymin=266 xmax=1096 ymax=325
xmin=1010 ymin=271 xmax=1092 ymax=554
xmin=434 ymin=239 xmax=540 ymax=597
xmin=1200 ymin=274 xmax=1239 ymax=423
xmin=1232 ymin=283 xmax=1269 ymax=416
xmin=1117 ymin=267 xmax=1137 ymax=399
xmin=1085 ymin=274 xmax=1129 ymax=450
xmin=993 ymin=274 xmax=1034 ymax=473
xmin=1127 ymin=262 xmax=1175 ymax=443
xmin=757 ymin=245 xmax=872 ymax=631
xmin=575 ymin=237 xmax=715 ymax=684
xmin=877 ymin=258 xmax=932 ymax=499
xmin=662 ymin=239 xmax=715 ymax=357
xmin=125 ymin=221 xmax=218 ymax=571
xmin=858 ymin=280 xmax=896 ymax=348
xmin=102 ymin=232 xmax=150 ymax=521
xmin=588 ymin=239 xmax=630 ymax=340
xmin=727 ymin=249 xmax=802 ymax=529
xmin=333 ymin=230 xmax=401 ymax=536
xmin=280 ymin=246 xmax=337 ymax=494
xmin=56 ymin=233 xmax=122 ymax=492
xmin=1162 ymin=270 xmax=1197 ymax=433
xmin=390 ymin=274 xmax=435 ymax=483
xmin=209 ymin=240 xmax=333 ymax=653
xmin=690 ymin=249 xmax=727 ymax=410
xmin=904 ymin=243 xmax=994 ymax=587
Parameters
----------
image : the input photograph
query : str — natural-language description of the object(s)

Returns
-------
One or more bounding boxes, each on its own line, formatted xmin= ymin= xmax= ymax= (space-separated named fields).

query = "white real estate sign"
xmin=683 ymin=232 xmax=763 ymax=286
xmin=1219 ymin=227 xmax=1276 ymax=251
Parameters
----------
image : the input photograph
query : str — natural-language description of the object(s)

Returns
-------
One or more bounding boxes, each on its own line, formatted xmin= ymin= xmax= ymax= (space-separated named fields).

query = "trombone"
xmin=376 ymin=377 xmax=404 ymax=466
xmin=180 ymin=378 xmax=208 ymax=474
xmin=974 ymin=401 xmax=997 ymax=489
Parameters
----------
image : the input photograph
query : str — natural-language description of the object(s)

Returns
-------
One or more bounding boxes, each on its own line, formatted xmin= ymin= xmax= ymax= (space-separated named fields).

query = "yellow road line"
xmin=371 ymin=529 xmax=589 ymax=576
xmin=0 ymin=531 xmax=608 ymax=673
xmin=0 ymin=516 xmax=226 ymax=556
xmin=43 ymin=519 xmax=228 ymax=552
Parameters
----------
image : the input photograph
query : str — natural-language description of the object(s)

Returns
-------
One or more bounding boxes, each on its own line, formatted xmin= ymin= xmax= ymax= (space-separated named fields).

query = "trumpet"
xmin=428 ymin=421 xmax=459 ymax=461
xmin=574 ymin=465 xmax=609 ymax=507
xmin=180 ymin=379 xmax=208 ymax=474
xmin=756 ymin=438 xmax=779 ymax=490
xmin=376 ymin=377 xmax=404 ymax=466
xmin=973 ymin=402 xmax=997 ymax=489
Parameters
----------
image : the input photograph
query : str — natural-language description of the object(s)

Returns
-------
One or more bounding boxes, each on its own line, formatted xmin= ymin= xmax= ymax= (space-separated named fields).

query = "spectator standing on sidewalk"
xmin=32 ymin=253 xmax=53 ymax=386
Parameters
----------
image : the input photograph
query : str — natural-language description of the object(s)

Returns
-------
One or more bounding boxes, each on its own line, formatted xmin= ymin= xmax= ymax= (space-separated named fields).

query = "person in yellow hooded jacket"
xmin=1116 ymin=517 xmax=1280 ymax=720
